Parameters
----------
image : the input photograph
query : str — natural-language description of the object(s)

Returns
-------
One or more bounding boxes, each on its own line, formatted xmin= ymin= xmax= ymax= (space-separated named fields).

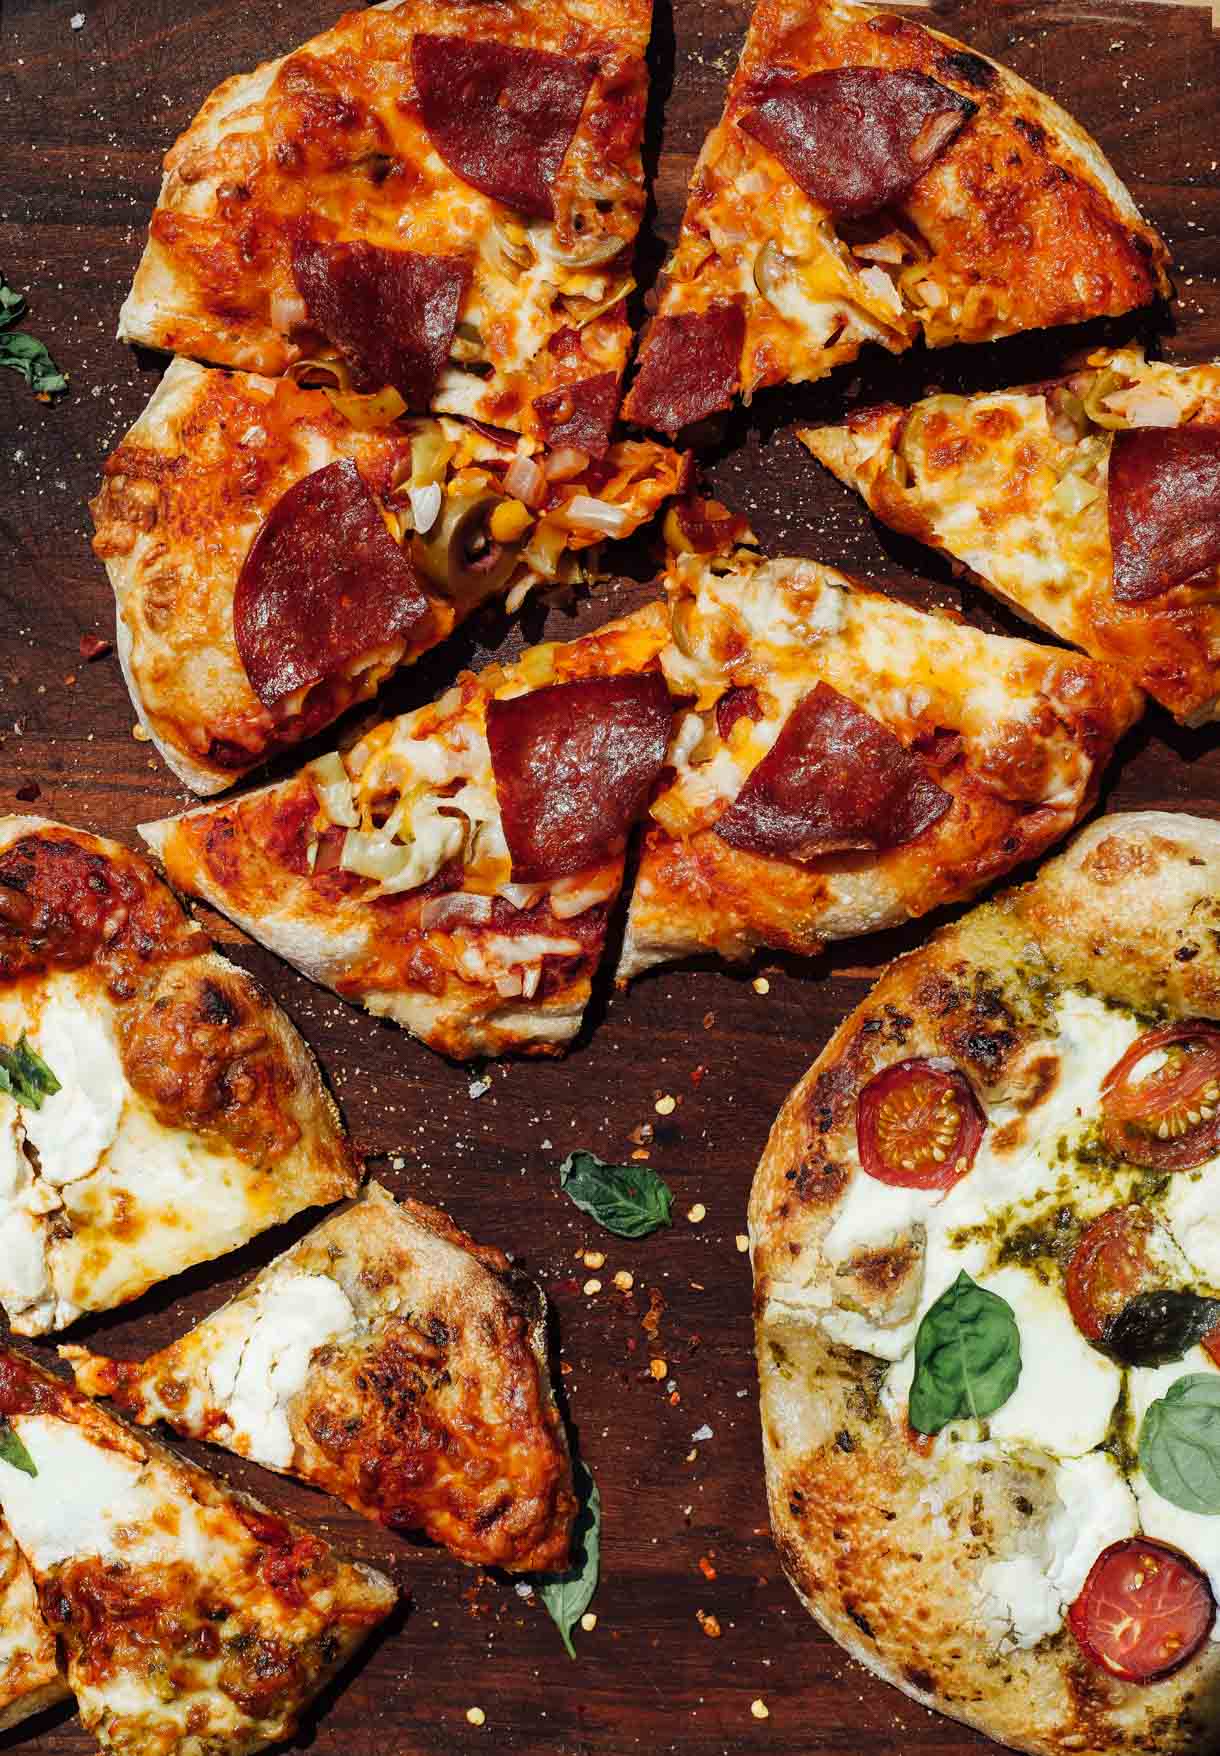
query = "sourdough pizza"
xmin=0 ymin=817 xmax=358 ymax=1335
xmin=66 ymin=1181 xmax=574 ymax=1573
xmin=90 ymin=357 xmax=684 ymax=794
xmin=617 ymin=548 xmax=1143 ymax=978
xmin=751 ymin=812 xmax=1220 ymax=1755
xmin=0 ymin=1522 xmax=66 ymax=1732
xmin=0 ymin=1351 xmax=395 ymax=1756
xmin=623 ymin=0 xmax=1169 ymax=434
xmin=140 ymin=603 xmax=676 ymax=1059
xmin=802 ymin=346 xmax=1220 ymax=724
xmin=119 ymin=0 xmax=650 ymax=438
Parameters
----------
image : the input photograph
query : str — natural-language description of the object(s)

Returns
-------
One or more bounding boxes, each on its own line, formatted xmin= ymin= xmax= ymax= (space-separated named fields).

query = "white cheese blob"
xmin=1162 ymin=1162 xmax=1220 ymax=1286
xmin=0 ymin=1419 xmax=154 ymax=1570
xmin=21 ymin=996 xmax=125 ymax=1185
xmin=206 ymin=1272 xmax=358 ymax=1469
xmin=983 ymin=1265 xmax=1123 ymax=1457
xmin=0 ymin=1097 xmax=53 ymax=1318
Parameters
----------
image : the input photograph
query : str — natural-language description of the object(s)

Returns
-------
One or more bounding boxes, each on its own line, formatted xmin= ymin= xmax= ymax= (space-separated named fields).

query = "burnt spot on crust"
xmin=833 ymin=1429 xmax=855 ymax=1453
xmin=844 ymin=1600 xmax=876 ymax=1641
xmin=1014 ymin=1052 xmax=1060 ymax=1113
xmin=935 ymin=48 xmax=998 ymax=92
xmin=790 ymin=1157 xmax=849 ymax=1205
xmin=1079 ymin=831 xmax=1163 ymax=886
xmin=903 ymin=1664 xmax=937 ymax=1696
xmin=841 ymin=1238 xmax=921 ymax=1299
xmin=1012 ymin=114 xmax=1048 ymax=152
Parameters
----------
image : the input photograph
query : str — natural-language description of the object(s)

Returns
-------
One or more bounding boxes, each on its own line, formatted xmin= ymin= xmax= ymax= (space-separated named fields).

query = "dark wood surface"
xmin=2 ymin=1 xmax=1220 ymax=1751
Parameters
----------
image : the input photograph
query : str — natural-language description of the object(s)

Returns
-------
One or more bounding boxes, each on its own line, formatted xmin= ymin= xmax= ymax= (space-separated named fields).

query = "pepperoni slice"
xmin=532 ymin=372 xmax=620 ymax=460
xmin=712 ymin=682 xmax=952 ymax=862
xmin=715 ymin=685 xmax=763 ymax=743
xmin=1068 ymin=1539 xmax=1215 ymax=1683
xmin=1100 ymin=1022 xmax=1220 ymax=1172
xmin=486 ymin=672 xmax=675 ymax=882
xmin=291 ymin=238 xmax=470 ymax=406
xmin=412 ymin=35 xmax=596 ymax=220
xmin=1108 ymin=427 xmax=1220 ymax=604
xmin=233 ymin=459 xmax=432 ymax=715
xmin=738 ymin=67 xmax=976 ymax=220
xmin=856 ymin=1058 xmax=985 ymax=1190
xmin=624 ymin=302 xmax=746 ymax=435
xmin=1066 ymin=1206 xmax=1167 ymax=1342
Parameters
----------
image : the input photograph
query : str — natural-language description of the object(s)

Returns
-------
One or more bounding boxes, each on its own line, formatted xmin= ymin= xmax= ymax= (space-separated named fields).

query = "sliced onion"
xmin=314 ymin=833 xmax=345 ymax=874
xmin=494 ymin=971 xmax=525 ymax=997
xmin=323 ymin=385 xmax=407 ymax=430
xmin=420 ymin=891 xmax=495 ymax=931
xmin=557 ymin=495 xmax=632 ymax=537
xmin=544 ymin=446 xmax=591 ymax=482
xmin=499 ymin=881 xmax=546 ymax=911
xmin=340 ymin=830 xmax=411 ymax=881
xmin=521 ymin=965 xmax=541 ymax=1000
xmin=409 ymin=482 xmax=443 ymax=535
xmin=1103 ymin=387 xmax=1183 ymax=428
xmin=307 ymin=751 xmax=359 ymax=828
xmin=549 ymin=872 xmax=617 ymax=917
xmin=270 ymin=287 xmax=309 ymax=333
xmin=504 ymin=452 xmax=548 ymax=509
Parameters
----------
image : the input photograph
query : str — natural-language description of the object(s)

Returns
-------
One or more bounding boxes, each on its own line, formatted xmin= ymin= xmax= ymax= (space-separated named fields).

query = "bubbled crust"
xmin=749 ymin=812 xmax=1220 ymax=1756
xmin=67 ymin=1183 xmax=576 ymax=1574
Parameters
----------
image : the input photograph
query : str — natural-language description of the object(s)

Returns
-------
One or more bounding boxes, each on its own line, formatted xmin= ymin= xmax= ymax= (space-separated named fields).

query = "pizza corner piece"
xmin=116 ymin=0 xmax=652 ymax=443
xmin=749 ymin=808 xmax=1220 ymax=1756
xmin=90 ymin=355 xmax=685 ymax=796
xmin=0 ymin=814 xmax=360 ymax=1338
xmin=622 ymin=0 xmax=1170 ymax=435
xmin=63 ymin=1179 xmax=576 ymax=1576
xmin=615 ymin=543 xmax=1144 ymax=980
xmin=799 ymin=346 xmax=1220 ymax=725
xmin=138 ymin=601 xmax=676 ymax=1061
xmin=0 ymin=1516 xmax=69 ymax=1733
xmin=0 ymin=1349 xmax=396 ymax=1756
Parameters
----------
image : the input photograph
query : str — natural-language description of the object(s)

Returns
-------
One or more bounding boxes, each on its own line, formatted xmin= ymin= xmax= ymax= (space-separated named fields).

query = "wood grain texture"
xmin=1 ymin=1 xmax=1219 ymax=1752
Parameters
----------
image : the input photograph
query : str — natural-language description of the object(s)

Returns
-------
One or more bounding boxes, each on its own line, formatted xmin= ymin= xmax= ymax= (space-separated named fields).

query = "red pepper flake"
xmin=698 ymin=1554 xmax=717 ymax=1580
xmin=690 ymin=1064 xmax=707 ymax=1087
xmin=641 ymin=1286 xmax=665 ymax=1339
xmin=79 ymin=634 xmax=112 ymax=661
xmin=702 ymin=1011 xmax=716 ymax=1031
xmin=696 ymin=1609 xmax=722 ymax=1638
xmin=14 ymin=781 xmax=40 ymax=802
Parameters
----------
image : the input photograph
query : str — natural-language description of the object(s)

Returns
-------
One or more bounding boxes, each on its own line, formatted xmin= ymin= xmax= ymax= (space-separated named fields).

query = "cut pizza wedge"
xmin=617 ymin=548 xmax=1143 ymax=978
xmin=749 ymin=811 xmax=1220 ymax=1755
xmin=0 ymin=1520 xmax=67 ymax=1732
xmin=801 ymin=345 xmax=1220 ymax=724
xmin=0 ymin=817 xmax=359 ymax=1336
xmin=0 ymin=1350 xmax=396 ymax=1756
xmin=65 ymin=1180 xmax=575 ymax=1573
xmin=622 ymin=0 xmax=1169 ymax=434
xmin=140 ymin=602 xmax=677 ymax=1059
xmin=119 ymin=0 xmax=651 ymax=439
xmin=90 ymin=357 xmax=685 ymax=794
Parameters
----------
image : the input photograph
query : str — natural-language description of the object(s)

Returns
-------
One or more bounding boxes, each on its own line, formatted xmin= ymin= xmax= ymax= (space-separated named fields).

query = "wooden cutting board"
xmin=1 ymin=1 xmax=1218 ymax=1751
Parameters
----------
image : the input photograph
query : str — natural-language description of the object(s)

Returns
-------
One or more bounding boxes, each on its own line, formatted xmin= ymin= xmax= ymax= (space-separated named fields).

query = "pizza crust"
xmin=750 ymin=810 xmax=1220 ymax=1755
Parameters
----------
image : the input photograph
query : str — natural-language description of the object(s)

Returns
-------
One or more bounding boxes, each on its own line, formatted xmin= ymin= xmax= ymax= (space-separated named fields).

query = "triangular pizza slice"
xmin=623 ymin=0 xmax=1169 ymax=433
xmin=0 ymin=817 xmax=359 ymax=1336
xmin=801 ymin=345 xmax=1220 ymax=724
xmin=140 ymin=602 xmax=678 ymax=1059
xmin=91 ymin=356 xmax=684 ymax=794
xmin=617 ymin=545 xmax=1143 ymax=978
xmin=120 ymin=0 xmax=651 ymax=439
xmin=66 ymin=1181 xmax=575 ymax=1574
xmin=0 ymin=1351 xmax=396 ymax=1756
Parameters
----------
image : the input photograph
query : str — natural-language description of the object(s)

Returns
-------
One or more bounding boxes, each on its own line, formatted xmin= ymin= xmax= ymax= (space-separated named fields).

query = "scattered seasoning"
xmin=696 ymin=1609 xmax=722 ymax=1639
xmin=466 ymin=1707 xmax=485 ymax=1727
xmin=79 ymin=633 xmax=111 ymax=660
xmin=687 ymin=1203 xmax=706 ymax=1224
xmin=735 ymin=1234 xmax=750 ymax=1253
xmin=751 ymin=1699 xmax=770 ymax=1720
xmin=641 ymin=1287 xmax=665 ymax=1337
xmin=613 ymin=1270 xmax=633 ymax=1291
xmin=752 ymin=976 xmax=770 ymax=995
xmin=467 ymin=1076 xmax=491 ymax=1099
xmin=649 ymin=1358 xmax=667 ymax=1380
xmin=582 ymin=1250 xmax=605 ymax=1270
xmin=582 ymin=1278 xmax=602 ymax=1296
xmin=702 ymin=1011 xmax=716 ymax=1030
xmin=579 ymin=1613 xmax=597 ymax=1633
xmin=654 ymin=1094 xmax=676 ymax=1116
xmin=131 ymin=723 xmax=150 ymax=742
xmin=698 ymin=1555 xmax=717 ymax=1580
xmin=691 ymin=1424 xmax=713 ymax=1443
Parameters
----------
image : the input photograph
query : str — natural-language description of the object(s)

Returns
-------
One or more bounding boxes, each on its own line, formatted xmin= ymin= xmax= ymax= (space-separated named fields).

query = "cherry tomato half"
xmin=1065 ymin=1206 xmax=1165 ymax=1343
xmin=1101 ymin=1022 xmax=1220 ymax=1172
xmin=856 ymin=1058 xmax=985 ymax=1190
xmin=1068 ymin=1539 xmax=1215 ymax=1683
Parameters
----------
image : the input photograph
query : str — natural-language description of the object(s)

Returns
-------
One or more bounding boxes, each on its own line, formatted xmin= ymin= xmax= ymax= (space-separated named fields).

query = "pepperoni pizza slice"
xmin=0 ymin=1350 xmax=396 ymax=1756
xmin=801 ymin=346 xmax=1220 ymax=725
xmin=140 ymin=603 xmax=677 ymax=1060
xmin=750 ymin=810 xmax=1220 ymax=1755
xmin=91 ymin=357 xmax=684 ymax=795
xmin=622 ymin=0 xmax=1169 ymax=434
xmin=0 ymin=816 xmax=358 ymax=1336
xmin=617 ymin=547 xmax=1143 ymax=978
xmin=66 ymin=1181 xmax=575 ymax=1574
xmin=119 ymin=0 xmax=650 ymax=439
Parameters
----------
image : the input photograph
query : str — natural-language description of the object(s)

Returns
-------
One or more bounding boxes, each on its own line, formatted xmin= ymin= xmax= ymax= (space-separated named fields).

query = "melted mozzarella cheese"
xmin=0 ymin=1420 xmax=156 ymax=1570
xmin=207 ymin=1272 xmax=357 ymax=1469
xmin=21 ymin=995 xmax=125 ymax=1185
xmin=0 ymin=1099 xmax=60 ymax=1330
xmin=984 ymin=1266 xmax=1122 ymax=1456
xmin=1163 ymin=1164 xmax=1220 ymax=1287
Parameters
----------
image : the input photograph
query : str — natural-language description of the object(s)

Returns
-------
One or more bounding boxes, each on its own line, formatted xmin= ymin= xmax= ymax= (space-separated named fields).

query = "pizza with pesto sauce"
xmin=751 ymin=811 xmax=1220 ymax=1755
xmin=65 ymin=1181 xmax=576 ymax=1574
xmin=0 ymin=816 xmax=358 ymax=1336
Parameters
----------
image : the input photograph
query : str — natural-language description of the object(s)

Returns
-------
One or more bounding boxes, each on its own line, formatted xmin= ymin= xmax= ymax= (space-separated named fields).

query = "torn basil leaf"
xmin=0 ymin=1420 xmax=37 ymax=1479
xmin=1104 ymin=1289 xmax=1220 ymax=1369
xmin=559 ymin=1151 xmax=673 ymax=1238
xmin=1140 ymin=1373 xmax=1220 ymax=1515
xmin=908 ymin=1270 xmax=1021 ymax=1436
xmin=0 ymin=330 xmax=68 ymax=398
xmin=0 ymin=1035 xmax=61 ymax=1110
xmin=0 ymin=275 xmax=26 ymax=329
xmin=536 ymin=1459 xmax=600 ymax=1658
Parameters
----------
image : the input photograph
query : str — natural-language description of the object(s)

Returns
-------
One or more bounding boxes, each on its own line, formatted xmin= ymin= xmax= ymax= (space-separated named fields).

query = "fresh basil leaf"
xmin=559 ymin=1151 xmax=673 ymax=1239
xmin=0 ymin=330 xmax=68 ymax=398
xmin=0 ymin=275 xmax=26 ymax=330
xmin=0 ymin=1035 xmax=61 ymax=1110
xmin=536 ymin=1459 xmax=600 ymax=1659
xmin=1139 ymin=1372 xmax=1220 ymax=1515
xmin=0 ymin=1419 xmax=37 ymax=1478
xmin=908 ymin=1270 xmax=1022 ymax=1436
xmin=1105 ymin=1290 xmax=1220 ymax=1368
